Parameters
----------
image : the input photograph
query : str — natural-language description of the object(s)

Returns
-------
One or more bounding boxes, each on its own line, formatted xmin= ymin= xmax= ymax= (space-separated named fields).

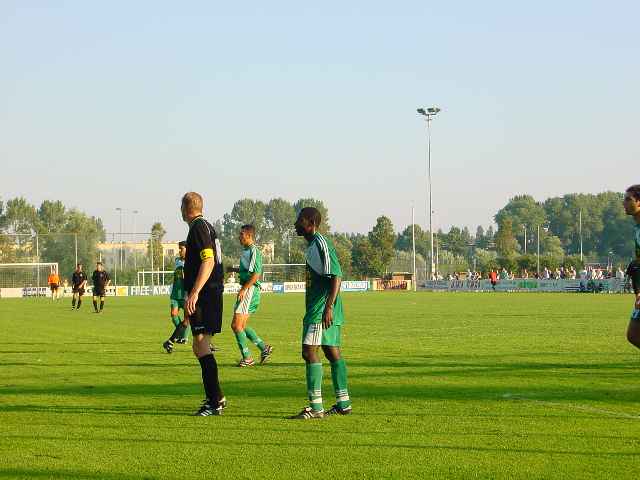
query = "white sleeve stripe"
xmin=248 ymin=247 xmax=256 ymax=271
xmin=316 ymin=235 xmax=331 ymax=275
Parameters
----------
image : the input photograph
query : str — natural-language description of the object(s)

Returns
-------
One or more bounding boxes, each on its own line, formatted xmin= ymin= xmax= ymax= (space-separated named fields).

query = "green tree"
xmin=443 ymin=226 xmax=472 ymax=257
xmin=330 ymin=233 xmax=353 ymax=279
xmin=265 ymin=198 xmax=296 ymax=262
xmin=38 ymin=209 xmax=106 ymax=277
xmin=494 ymin=218 xmax=519 ymax=257
xmin=147 ymin=222 xmax=167 ymax=271
xmin=351 ymin=238 xmax=384 ymax=278
xmin=221 ymin=199 xmax=268 ymax=259
xmin=395 ymin=224 xmax=431 ymax=260
xmin=37 ymin=200 xmax=67 ymax=233
xmin=368 ymin=216 xmax=395 ymax=272
xmin=495 ymin=195 xmax=547 ymax=244
xmin=4 ymin=197 xmax=37 ymax=234
xmin=542 ymin=234 xmax=564 ymax=258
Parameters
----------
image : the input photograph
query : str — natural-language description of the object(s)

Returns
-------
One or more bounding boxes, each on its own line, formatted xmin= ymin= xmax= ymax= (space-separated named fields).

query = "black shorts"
xmin=93 ymin=287 xmax=105 ymax=297
xmin=72 ymin=287 xmax=85 ymax=296
xmin=188 ymin=286 xmax=223 ymax=336
xmin=50 ymin=284 xmax=59 ymax=291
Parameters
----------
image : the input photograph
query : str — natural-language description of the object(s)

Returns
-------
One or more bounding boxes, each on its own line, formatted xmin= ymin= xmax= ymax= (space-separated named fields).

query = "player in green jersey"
xmin=169 ymin=241 xmax=189 ymax=344
xmin=623 ymin=185 xmax=640 ymax=350
xmin=228 ymin=225 xmax=273 ymax=367
xmin=288 ymin=207 xmax=352 ymax=419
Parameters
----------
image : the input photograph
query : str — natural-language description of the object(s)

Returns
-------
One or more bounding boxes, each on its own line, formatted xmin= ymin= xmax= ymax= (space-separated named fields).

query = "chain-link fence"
xmin=0 ymin=233 xmax=179 ymax=289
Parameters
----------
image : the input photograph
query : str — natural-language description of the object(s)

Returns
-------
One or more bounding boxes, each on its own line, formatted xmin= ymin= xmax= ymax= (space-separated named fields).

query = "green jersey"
xmin=635 ymin=223 xmax=640 ymax=260
xmin=170 ymin=258 xmax=186 ymax=301
xmin=239 ymin=244 xmax=262 ymax=288
xmin=304 ymin=233 xmax=344 ymax=325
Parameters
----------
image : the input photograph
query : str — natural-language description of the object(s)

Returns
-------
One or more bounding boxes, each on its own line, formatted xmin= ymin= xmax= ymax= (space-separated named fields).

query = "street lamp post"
xmin=417 ymin=106 xmax=441 ymax=280
xmin=116 ymin=207 xmax=124 ymax=272
xmin=132 ymin=210 xmax=139 ymax=284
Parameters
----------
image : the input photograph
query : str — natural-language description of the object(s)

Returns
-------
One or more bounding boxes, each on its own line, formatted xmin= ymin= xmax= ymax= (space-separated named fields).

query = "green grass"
xmin=1 ymin=292 xmax=639 ymax=479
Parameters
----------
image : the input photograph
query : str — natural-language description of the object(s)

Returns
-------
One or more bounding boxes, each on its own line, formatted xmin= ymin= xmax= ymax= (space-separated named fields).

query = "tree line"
xmin=0 ymin=191 xmax=634 ymax=281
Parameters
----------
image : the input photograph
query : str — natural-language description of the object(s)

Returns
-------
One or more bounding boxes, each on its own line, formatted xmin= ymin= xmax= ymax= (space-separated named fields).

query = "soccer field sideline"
xmin=1 ymin=292 xmax=639 ymax=479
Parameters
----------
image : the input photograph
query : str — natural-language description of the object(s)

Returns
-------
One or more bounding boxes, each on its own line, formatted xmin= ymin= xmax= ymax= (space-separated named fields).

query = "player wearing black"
xmin=92 ymin=262 xmax=111 ymax=313
xmin=168 ymin=192 xmax=226 ymax=416
xmin=623 ymin=185 xmax=640 ymax=350
xmin=71 ymin=263 xmax=88 ymax=310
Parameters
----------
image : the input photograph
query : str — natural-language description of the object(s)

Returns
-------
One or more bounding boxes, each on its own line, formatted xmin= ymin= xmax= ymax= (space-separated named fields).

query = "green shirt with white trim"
xmin=304 ymin=232 xmax=344 ymax=325
xmin=239 ymin=244 xmax=262 ymax=288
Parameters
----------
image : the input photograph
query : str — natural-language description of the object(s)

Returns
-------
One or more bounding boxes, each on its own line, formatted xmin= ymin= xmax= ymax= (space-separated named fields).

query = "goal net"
xmin=137 ymin=270 xmax=174 ymax=286
xmin=259 ymin=264 xmax=306 ymax=283
xmin=0 ymin=262 xmax=59 ymax=289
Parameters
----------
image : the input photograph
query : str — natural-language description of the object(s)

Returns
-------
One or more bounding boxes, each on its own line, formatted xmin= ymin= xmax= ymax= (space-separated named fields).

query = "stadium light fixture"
xmin=417 ymin=105 xmax=441 ymax=280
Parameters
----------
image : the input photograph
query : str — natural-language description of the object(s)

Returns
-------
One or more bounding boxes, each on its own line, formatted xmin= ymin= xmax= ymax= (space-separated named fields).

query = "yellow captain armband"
xmin=200 ymin=248 xmax=214 ymax=260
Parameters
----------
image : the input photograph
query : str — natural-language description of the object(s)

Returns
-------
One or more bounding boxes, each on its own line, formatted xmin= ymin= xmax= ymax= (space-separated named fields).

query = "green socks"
xmin=234 ymin=330 xmax=251 ymax=359
xmin=244 ymin=326 xmax=266 ymax=351
xmin=171 ymin=315 xmax=181 ymax=327
xmin=306 ymin=362 xmax=324 ymax=412
xmin=330 ymin=359 xmax=351 ymax=409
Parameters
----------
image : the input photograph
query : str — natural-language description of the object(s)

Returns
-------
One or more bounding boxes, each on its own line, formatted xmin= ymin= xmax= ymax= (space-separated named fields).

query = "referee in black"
xmin=180 ymin=192 xmax=226 ymax=416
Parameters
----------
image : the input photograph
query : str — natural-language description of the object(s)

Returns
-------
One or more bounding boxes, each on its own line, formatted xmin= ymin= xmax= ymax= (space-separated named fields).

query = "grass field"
xmin=1 ymin=292 xmax=639 ymax=479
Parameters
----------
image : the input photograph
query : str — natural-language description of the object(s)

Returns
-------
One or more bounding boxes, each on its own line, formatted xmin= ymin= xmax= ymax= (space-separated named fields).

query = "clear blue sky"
xmin=1 ymin=1 xmax=638 ymax=240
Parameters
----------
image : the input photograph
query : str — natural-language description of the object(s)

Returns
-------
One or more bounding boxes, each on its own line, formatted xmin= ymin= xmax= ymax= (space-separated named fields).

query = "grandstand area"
xmin=1 ymin=292 xmax=638 ymax=479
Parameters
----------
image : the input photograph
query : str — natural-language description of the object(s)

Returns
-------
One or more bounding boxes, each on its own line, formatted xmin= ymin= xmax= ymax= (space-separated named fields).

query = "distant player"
xmin=288 ymin=207 xmax=351 ymax=419
xmin=169 ymin=241 xmax=189 ymax=344
xmin=71 ymin=263 xmax=87 ymax=310
xmin=622 ymin=185 xmax=640 ymax=350
xmin=91 ymin=262 xmax=111 ymax=313
xmin=228 ymin=225 xmax=273 ymax=367
xmin=47 ymin=267 xmax=60 ymax=300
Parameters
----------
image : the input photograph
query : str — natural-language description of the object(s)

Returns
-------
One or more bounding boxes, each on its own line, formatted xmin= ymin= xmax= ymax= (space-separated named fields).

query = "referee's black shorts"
xmin=188 ymin=285 xmax=223 ymax=336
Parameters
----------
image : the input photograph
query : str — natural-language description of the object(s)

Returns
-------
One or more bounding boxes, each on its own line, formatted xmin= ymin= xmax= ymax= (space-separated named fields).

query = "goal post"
xmin=259 ymin=264 xmax=306 ymax=283
xmin=0 ymin=262 xmax=59 ymax=294
xmin=137 ymin=270 xmax=174 ymax=286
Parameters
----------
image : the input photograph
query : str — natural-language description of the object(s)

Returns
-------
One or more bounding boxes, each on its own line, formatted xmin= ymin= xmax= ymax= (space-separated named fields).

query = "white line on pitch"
xmin=501 ymin=393 xmax=640 ymax=420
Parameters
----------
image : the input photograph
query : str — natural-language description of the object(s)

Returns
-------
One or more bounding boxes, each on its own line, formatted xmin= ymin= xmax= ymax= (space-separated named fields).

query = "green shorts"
xmin=234 ymin=285 xmax=260 ymax=315
xmin=170 ymin=298 xmax=185 ymax=310
xmin=302 ymin=321 xmax=341 ymax=347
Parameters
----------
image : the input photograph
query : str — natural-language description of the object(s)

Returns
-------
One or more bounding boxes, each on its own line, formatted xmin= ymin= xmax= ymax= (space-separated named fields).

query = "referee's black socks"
xmin=198 ymin=354 xmax=222 ymax=404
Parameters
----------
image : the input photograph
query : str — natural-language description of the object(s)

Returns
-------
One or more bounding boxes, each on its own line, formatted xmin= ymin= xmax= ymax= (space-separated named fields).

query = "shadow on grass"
xmin=1 ymin=373 xmax=639 ymax=405
xmin=2 ymin=436 xmax=638 ymax=459
xmin=0 ymin=468 xmax=150 ymax=480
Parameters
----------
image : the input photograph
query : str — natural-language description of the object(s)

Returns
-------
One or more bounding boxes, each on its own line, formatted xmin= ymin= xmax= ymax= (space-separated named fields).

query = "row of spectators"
xmin=446 ymin=265 xmax=627 ymax=281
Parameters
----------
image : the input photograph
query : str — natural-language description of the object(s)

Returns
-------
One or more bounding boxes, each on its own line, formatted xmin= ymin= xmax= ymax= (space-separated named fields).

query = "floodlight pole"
xmin=417 ymin=106 xmax=441 ymax=280
xmin=579 ymin=210 xmax=583 ymax=261
xmin=116 ymin=208 xmax=124 ymax=280
xmin=537 ymin=225 xmax=541 ymax=276
xmin=35 ymin=234 xmax=40 ymax=296
xmin=133 ymin=210 xmax=139 ymax=282
xmin=411 ymin=204 xmax=417 ymax=291
xmin=523 ymin=225 xmax=527 ymax=254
